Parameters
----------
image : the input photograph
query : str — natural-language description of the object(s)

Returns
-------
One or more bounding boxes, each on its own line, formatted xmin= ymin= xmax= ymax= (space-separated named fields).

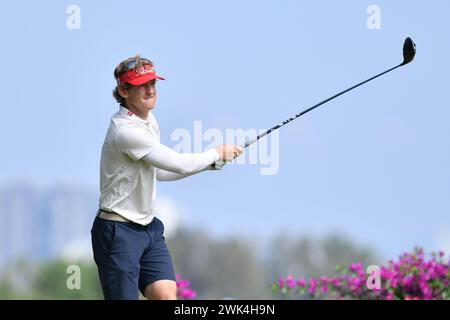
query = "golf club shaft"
xmin=242 ymin=62 xmax=403 ymax=149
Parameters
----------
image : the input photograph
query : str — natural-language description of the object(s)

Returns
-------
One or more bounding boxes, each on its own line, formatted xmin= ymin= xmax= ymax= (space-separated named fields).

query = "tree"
xmin=31 ymin=259 xmax=103 ymax=299
xmin=268 ymin=233 xmax=378 ymax=299
xmin=168 ymin=228 xmax=271 ymax=299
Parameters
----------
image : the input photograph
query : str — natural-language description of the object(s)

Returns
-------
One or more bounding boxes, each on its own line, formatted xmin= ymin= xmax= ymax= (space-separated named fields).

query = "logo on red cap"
xmin=118 ymin=64 xmax=165 ymax=86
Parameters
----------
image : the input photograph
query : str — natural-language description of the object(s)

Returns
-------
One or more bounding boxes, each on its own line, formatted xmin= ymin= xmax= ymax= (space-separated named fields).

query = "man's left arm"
xmin=155 ymin=163 xmax=222 ymax=181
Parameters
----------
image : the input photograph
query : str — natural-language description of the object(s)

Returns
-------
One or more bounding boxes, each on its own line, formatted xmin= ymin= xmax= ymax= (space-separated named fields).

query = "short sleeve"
xmin=115 ymin=125 xmax=156 ymax=161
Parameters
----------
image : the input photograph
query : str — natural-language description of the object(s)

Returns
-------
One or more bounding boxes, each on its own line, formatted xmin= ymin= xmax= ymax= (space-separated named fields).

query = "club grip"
xmin=212 ymin=159 xmax=226 ymax=170
xmin=212 ymin=141 xmax=250 ymax=170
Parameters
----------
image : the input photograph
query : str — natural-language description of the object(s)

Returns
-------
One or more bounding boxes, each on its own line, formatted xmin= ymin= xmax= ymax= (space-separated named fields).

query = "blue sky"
xmin=1 ymin=0 xmax=450 ymax=260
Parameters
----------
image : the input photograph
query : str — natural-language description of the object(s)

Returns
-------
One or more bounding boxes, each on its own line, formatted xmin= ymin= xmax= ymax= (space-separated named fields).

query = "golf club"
xmin=214 ymin=37 xmax=416 ymax=168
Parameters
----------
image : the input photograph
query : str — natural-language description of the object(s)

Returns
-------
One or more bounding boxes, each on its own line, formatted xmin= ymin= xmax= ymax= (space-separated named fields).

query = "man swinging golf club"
xmin=91 ymin=55 xmax=243 ymax=300
xmin=91 ymin=38 xmax=415 ymax=300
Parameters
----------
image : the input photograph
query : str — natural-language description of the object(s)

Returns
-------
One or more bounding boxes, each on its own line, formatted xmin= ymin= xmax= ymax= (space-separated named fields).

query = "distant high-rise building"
xmin=0 ymin=183 xmax=98 ymax=267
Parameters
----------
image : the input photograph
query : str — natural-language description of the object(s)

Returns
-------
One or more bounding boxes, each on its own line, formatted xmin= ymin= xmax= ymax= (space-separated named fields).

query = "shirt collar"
xmin=119 ymin=106 xmax=152 ymax=125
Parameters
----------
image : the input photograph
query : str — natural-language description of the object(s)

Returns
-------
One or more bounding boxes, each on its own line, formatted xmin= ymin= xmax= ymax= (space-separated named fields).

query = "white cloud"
xmin=59 ymin=234 xmax=92 ymax=261
xmin=156 ymin=194 xmax=182 ymax=239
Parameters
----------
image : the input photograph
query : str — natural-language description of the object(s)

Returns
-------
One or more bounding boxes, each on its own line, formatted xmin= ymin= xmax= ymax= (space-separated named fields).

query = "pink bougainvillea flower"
xmin=273 ymin=247 xmax=450 ymax=300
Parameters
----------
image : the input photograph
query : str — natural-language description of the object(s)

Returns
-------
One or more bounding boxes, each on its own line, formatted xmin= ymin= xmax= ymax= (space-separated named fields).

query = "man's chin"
xmin=143 ymin=101 xmax=155 ymax=110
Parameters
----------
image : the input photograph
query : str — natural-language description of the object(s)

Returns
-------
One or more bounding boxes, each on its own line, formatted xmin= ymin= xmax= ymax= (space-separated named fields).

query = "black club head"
xmin=402 ymin=37 xmax=416 ymax=65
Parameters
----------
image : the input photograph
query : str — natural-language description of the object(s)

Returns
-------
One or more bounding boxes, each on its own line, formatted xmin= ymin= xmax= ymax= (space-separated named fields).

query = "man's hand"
xmin=211 ymin=145 xmax=243 ymax=170
xmin=215 ymin=144 xmax=243 ymax=162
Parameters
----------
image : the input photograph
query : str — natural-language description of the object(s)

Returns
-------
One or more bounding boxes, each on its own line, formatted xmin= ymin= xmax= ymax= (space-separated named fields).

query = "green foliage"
xmin=168 ymin=228 xmax=272 ymax=299
xmin=32 ymin=260 xmax=103 ymax=299
xmin=0 ymin=259 xmax=103 ymax=299
xmin=0 ymin=229 xmax=379 ymax=300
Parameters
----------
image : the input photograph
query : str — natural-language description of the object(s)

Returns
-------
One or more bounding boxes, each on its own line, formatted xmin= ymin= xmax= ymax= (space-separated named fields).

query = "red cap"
xmin=117 ymin=64 xmax=165 ymax=86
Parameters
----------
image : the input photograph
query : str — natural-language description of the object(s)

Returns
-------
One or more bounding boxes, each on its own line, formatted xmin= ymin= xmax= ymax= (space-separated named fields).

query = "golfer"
xmin=91 ymin=55 xmax=242 ymax=300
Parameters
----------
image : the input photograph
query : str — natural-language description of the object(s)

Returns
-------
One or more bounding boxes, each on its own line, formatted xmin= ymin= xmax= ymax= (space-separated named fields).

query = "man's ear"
xmin=118 ymin=86 xmax=128 ymax=99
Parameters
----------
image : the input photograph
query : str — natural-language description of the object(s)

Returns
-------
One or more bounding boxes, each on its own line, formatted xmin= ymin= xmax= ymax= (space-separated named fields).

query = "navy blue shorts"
xmin=91 ymin=215 xmax=176 ymax=300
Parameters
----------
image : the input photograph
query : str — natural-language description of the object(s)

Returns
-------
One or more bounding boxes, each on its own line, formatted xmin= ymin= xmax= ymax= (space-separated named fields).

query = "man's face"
xmin=124 ymin=79 xmax=157 ymax=112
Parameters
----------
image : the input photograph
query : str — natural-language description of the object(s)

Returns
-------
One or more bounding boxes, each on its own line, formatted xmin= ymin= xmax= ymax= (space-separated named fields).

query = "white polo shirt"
xmin=99 ymin=106 xmax=219 ymax=225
